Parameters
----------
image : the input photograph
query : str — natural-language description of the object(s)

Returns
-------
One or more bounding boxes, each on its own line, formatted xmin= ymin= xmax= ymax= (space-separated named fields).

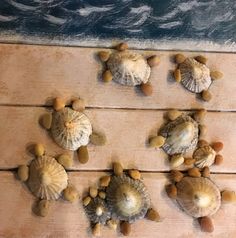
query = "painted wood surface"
xmin=0 ymin=172 xmax=236 ymax=238
xmin=0 ymin=44 xmax=235 ymax=110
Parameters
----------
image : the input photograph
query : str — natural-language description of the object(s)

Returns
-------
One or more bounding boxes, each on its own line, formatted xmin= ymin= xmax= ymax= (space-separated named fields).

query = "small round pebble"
xmin=201 ymin=90 xmax=212 ymax=102
xmin=198 ymin=216 xmax=214 ymax=233
xmin=214 ymin=154 xmax=223 ymax=165
xmin=102 ymin=70 xmax=113 ymax=82
xmin=37 ymin=200 xmax=50 ymax=217
xmin=210 ymin=71 xmax=223 ymax=80
xmin=167 ymin=109 xmax=182 ymax=121
xmin=98 ymin=51 xmax=110 ymax=62
xmin=195 ymin=55 xmax=207 ymax=64
xmin=99 ymin=176 xmax=111 ymax=187
xmin=202 ymin=166 xmax=210 ymax=178
xmin=147 ymin=55 xmax=160 ymax=67
xmin=83 ymin=196 xmax=91 ymax=206
xmin=170 ymin=154 xmax=184 ymax=168
xmin=96 ymin=206 xmax=103 ymax=216
xmin=63 ymin=186 xmax=79 ymax=202
xmin=149 ymin=136 xmax=166 ymax=148
xmin=41 ymin=113 xmax=52 ymax=130
xmin=194 ymin=109 xmax=207 ymax=123
xmin=77 ymin=146 xmax=89 ymax=164
xmin=57 ymin=154 xmax=73 ymax=168
xmin=188 ymin=168 xmax=201 ymax=177
xmin=92 ymin=223 xmax=101 ymax=237
xmin=107 ymin=219 xmax=118 ymax=230
xmin=72 ymin=98 xmax=85 ymax=112
xmin=170 ymin=170 xmax=184 ymax=182
xmin=211 ymin=142 xmax=224 ymax=152
xmin=17 ymin=165 xmax=29 ymax=181
xmin=98 ymin=191 xmax=106 ymax=199
xmin=90 ymin=132 xmax=107 ymax=146
xmin=221 ymin=190 xmax=236 ymax=203
xmin=53 ymin=97 xmax=65 ymax=111
xmin=173 ymin=69 xmax=181 ymax=82
xmin=198 ymin=139 xmax=208 ymax=147
xmin=128 ymin=169 xmax=141 ymax=180
xmin=166 ymin=184 xmax=177 ymax=199
xmin=116 ymin=42 xmax=128 ymax=51
xmin=184 ymin=157 xmax=195 ymax=166
xmin=175 ymin=53 xmax=186 ymax=64
xmin=140 ymin=82 xmax=153 ymax=96
xmin=113 ymin=162 xmax=123 ymax=176
xmin=89 ymin=187 xmax=98 ymax=198
xmin=199 ymin=124 xmax=207 ymax=138
xmin=120 ymin=221 xmax=131 ymax=236
xmin=34 ymin=143 xmax=45 ymax=157
xmin=146 ymin=208 xmax=160 ymax=222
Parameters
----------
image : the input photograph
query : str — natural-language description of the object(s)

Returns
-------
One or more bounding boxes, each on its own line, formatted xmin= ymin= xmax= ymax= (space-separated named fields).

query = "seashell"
xmin=193 ymin=145 xmax=216 ymax=168
xmin=179 ymin=58 xmax=211 ymax=93
xmin=84 ymin=197 xmax=111 ymax=225
xmin=107 ymin=51 xmax=151 ymax=86
xmin=106 ymin=174 xmax=151 ymax=223
xmin=176 ymin=177 xmax=221 ymax=218
xmin=51 ymin=107 xmax=92 ymax=150
xmin=28 ymin=155 xmax=68 ymax=200
xmin=160 ymin=115 xmax=199 ymax=155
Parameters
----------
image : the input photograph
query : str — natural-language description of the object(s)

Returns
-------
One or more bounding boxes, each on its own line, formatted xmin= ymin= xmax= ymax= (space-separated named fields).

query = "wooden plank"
xmin=0 ymin=44 xmax=235 ymax=110
xmin=0 ymin=106 xmax=235 ymax=173
xmin=0 ymin=171 xmax=235 ymax=238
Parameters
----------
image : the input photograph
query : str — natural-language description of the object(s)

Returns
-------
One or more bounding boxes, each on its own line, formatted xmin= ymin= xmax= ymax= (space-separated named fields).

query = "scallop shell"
xmin=28 ymin=155 xmax=68 ymax=200
xmin=160 ymin=115 xmax=199 ymax=155
xmin=194 ymin=145 xmax=216 ymax=168
xmin=51 ymin=107 xmax=92 ymax=150
xmin=179 ymin=58 xmax=211 ymax=93
xmin=106 ymin=174 xmax=151 ymax=223
xmin=84 ymin=197 xmax=111 ymax=224
xmin=107 ymin=51 xmax=151 ymax=86
xmin=176 ymin=177 xmax=221 ymax=218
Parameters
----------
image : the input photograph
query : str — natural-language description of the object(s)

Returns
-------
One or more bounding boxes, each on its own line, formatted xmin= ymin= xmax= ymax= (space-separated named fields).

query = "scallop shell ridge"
xmin=194 ymin=145 xmax=216 ymax=168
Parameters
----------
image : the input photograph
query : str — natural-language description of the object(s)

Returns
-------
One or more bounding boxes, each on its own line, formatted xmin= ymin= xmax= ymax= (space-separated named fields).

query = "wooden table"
xmin=0 ymin=43 xmax=235 ymax=238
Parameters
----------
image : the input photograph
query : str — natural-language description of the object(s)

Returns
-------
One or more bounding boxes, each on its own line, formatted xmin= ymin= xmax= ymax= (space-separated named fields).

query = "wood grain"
xmin=0 ymin=44 xmax=235 ymax=110
xmin=0 ymin=106 xmax=235 ymax=173
xmin=0 ymin=171 xmax=235 ymax=238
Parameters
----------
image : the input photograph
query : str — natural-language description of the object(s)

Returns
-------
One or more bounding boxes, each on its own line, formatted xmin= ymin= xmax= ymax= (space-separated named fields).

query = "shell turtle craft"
xmin=17 ymin=144 xmax=79 ymax=217
xmin=173 ymin=54 xmax=223 ymax=101
xmin=98 ymin=42 xmax=160 ymax=96
xmin=83 ymin=162 xmax=161 ymax=237
xmin=40 ymin=97 xmax=106 ymax=165
xmin=166 ymin=168 xmax=236 ymax=233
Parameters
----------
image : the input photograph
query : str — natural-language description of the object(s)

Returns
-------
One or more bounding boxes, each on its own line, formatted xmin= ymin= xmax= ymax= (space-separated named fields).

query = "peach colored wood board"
xmin=0 ymin=106 xmax=235 ymax=172
xmin=0 ymin=172 xmax=236 ymax=238
xmin=0 ymin=44 xmax=235 ymax=110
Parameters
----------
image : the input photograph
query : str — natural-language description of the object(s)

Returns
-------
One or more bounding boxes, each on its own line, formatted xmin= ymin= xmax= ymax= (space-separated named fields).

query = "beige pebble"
xmin=201 ymin=90 xmax=212 ymax=102
xmin=212 ymin=142 xmax=224 ymax=152
xmin=198 ymin=139 xmax=208 ymax=147
xmin=63 ymin=186 xmax=79 ymax=202
xmin=90 ymin=132 xmax=107 ymax=146
xmin=198 ymin=216 xmax=214 ymax=233
xmin=184 ymin=157 xmax=195 ymax=166
xmin=167 ymin=109 xmax=182 ymax=121
xmin=170 ymin=154 xmax=184 ymax=168
xmin=98 ymin=51 xmax=110 ymax=62
xmin=92 ymin=223 xmax=101 ymax=237
xmin=57 ymin=154 xmax=73 ymax=168
xmin=149 ymin=136 xmax=166 ymax=148
xmin=89 ymin=187 xmax=98 ymax=198
xmin=199 ymin=124 xmax=207 ymax=138
xmin=221 ymin=190 xmax=236 ymax=203
xmin=214 ymin=154 xmax=223 ymax=165
xmin=128 ymin=169 xmax=141 ymax=180
xmin=98 ymin=191 xmax=106 ymax=199
xmin=37 ymin=200 xmax=50 ymax=217
xmin=170 ymin=170 xmax=184 ymax=182
xmin=173 ymin=69 xmax=181 ymax=82
xmin=102 ymin=70 xmax=113 ymax=82
xmin=140 ymin=82 xmax=153 ymax=96
xmin=34 ymin=143 xmax=45 ymax=157
xmin=166 ymin=184 xmax=177 ymax=199
xmin=17 ymin=165 xmax=29 ymax=181
xmin=210 ymin=71 xmax=223 ymax=80
xmin=116 ymin=42 xmax=128 ymax=51
xmin=113 ymin=162 xmax=123 ymax=176
xmin=194 ymin=109 xmax=207 ymax=123
xmin=99 ymin=176 xmax=111 ymax=187
xmin=40 ymin=113 xmax=52 ymax=129
xmin=202 ymin=166 xmax=210 ymax=178
xmin=195 ymin=55 xmax=207 ymax=64
xmin=72 ymin=98 xmax=85 ymax=112
xmin=188 ymin=168 xmax=201 ymax=177
xmin=175 ymin=53 xmax=186 ymax=64
xmin=83 ymin=196 xmax=91 ymax=206
xmin=53 ymin=97 xmax=65 ymax=111
xmin=147 ymin=55 xmax=160 ymax=67
xmin=77 ymin=146 xmax=89 ymax=164
xmin=107 ymin=219 xmax=118 ymax=230
xmin=95 ymin=206 xmax=103 ymax=216
xmin=120 ymin=221 xmax=131 ymax=236
xmin=146 ymin=208 xmax=161 ymax=222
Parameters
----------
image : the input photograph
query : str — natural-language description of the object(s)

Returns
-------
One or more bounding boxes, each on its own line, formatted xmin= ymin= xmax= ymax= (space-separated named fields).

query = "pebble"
xmin=120 ymin=221 xmax=131 ymax=236
xmin=202 ymin=166 xmax=210 ymax=178
xmin=146 ymin=208 xmax=160 ymax=222
xmin=98 ymin=51 xmax=110 ymax=62
xmin=102 ymin=70 xmax=113 ymax=82
xmin=57 ymin=154 xmax=73 ymax=168
xmin=128 ymin=169 xmax=141 ymax=180
xmin=63 ymin=186 xmax=79 ymax=202
xmin=147 ymin=55 xmax=160 ymax=67
xmin=90 ymin=132 xmax=107 ymax=146
xmin=113 ymin=162 xmax=123 ymax=176
xmin=34 ymin=143 xmax=45 ymax=157
xmin=99 ymin=176 xmax=111 ymax=187
xmin=166 ymin=184 xmax=177 ymax=199
xmin=195 ymin=55 xmax=207 ymax=64
xmin=210 ymin=71 xmax=223 ymax=80
xmin=199 ymin=124 xmax=207 ymax=138
xmin=116 ymin=42 xmax=128 ymax=51
xmin=173 ymin=69 xmax=181 ymax=82
xmin=77 ymin=146 xmax=89 ymax=164
xmin=198 ymin=216 xmax=214 ymax=233
xmin=170 ymin=170 xmax=184 ymax=182
xmin=83 ymin=196 xmax=91 ymax=206
xmin=89 ymin=187 xmax=98 ymax=198
xmin=221 ymin=190 xmax=236 ymax=203
xmin=201 ymin=90 xmax=212 ymax=102
xmin=53 ymin=97 xmax=65 ymax=111
xmin=188 ymin=168 xmax=201 ymax=177
xmin=198 ymin=139 xmax=208 ymax=147
xmin=98 ymin=191 xmax=106 ymax=199
xmin=92 ymin=223 xmax=101 ymax=237
xmin=149 ymin=136 xmax=166 ymax=148
xmin=170 ymin=154 xmax=184 ymax=168
xmin=167 ymin=109 xmax=182 ymax=121
xmin=214 ymin=154 xmax=223 ymax=165
xmin=107 ymin=219 xmax=118 ymax=230
xmin=193 ymin=109 xmax=207 ymax=123
xmin=175 ymin=53 xmax=186 ymax=64
xmin=184 ymin=157 xmax=195 ymax=166
xmin=140 ymin=82 xmax=153 ymax=96
xmin=211 ymin=142 xmax=224 ymax=152
xmin=41 ymin=113 xmax=52 ymax=129
xmin=72 ymin=98 xmax=85 ymax=112
xmin=37 ymin=200 xmax=50 ymax=217
xmin=17 ymin=165 xmax=29 ymax=181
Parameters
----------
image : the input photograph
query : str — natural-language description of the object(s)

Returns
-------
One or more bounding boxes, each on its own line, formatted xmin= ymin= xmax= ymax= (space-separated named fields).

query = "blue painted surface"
xmin=0 ymin=0 xmax=235 ymax=48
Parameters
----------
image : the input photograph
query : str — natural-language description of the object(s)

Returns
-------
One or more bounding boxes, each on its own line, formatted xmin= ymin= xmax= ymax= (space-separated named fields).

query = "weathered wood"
xmin=0 ymin=44 xmax=235 ymax=110
xmin=0 ymin=172 xmax=235 ymax=238
xmin=0 ymin=106 xmax=235 ymax=173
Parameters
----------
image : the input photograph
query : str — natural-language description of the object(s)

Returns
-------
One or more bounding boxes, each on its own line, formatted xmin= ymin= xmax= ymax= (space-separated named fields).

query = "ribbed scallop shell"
xmin=28 ymin=155 xmax=68 ymax=200
xmin=106 ymin=175 xmax=151 ymax=223
xmin=107 ymin=51 xmax=151 ymax=86
xmin=179 ymin=58 xmax=211 ymax=93
xmin=176 ymin=177 xmax=221 ymax=218
xmin=160 ymin=115 xmax=199 ymax=155
xmin=51 ymin=107 xmax=92 ymax=150
xmin=194 ymin=145 xmax=216 ymax=168
xmin=84 ymin=197 xmax=111 ymax=225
